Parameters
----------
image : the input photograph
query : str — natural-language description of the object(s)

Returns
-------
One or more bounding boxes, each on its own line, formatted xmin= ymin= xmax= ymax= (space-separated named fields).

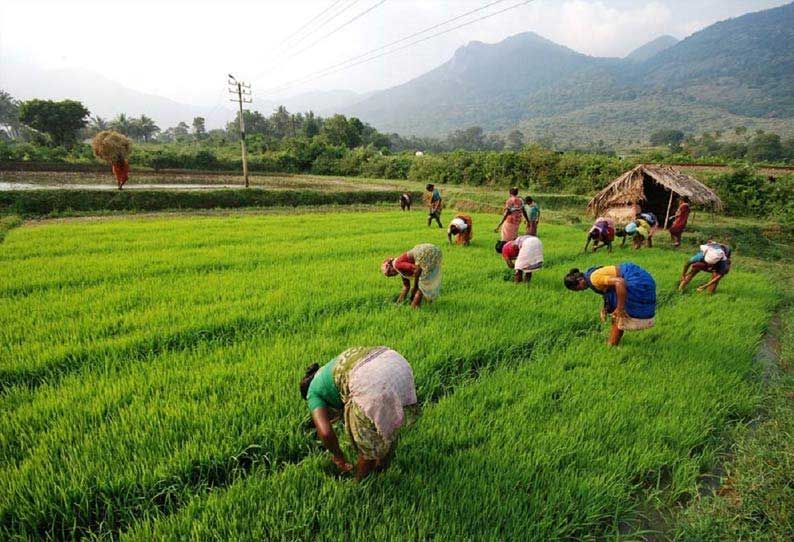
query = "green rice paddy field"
xmin=0 ymin=210 xmax=779 ymax=541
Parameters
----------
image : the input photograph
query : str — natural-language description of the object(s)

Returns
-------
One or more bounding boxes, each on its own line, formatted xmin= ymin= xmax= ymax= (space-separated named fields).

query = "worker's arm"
xmin=605 ymin=277 xmax=628 ymax=318
xmin=584 ymin=236 xmax=592 ymax=253
xmin=447 ymin=230 xmax=453 ymax=244
xmin=681 ymin=261 xmax=693 ymax=281
xmin=522 ymin=207 xmax=531 ymax=224
xmin=311 ymin=407 xmax=352 ymax=472
xmin=504 ymin=257 xmax=515 ymax=269
xmin=494 ymin=209 xmax=509 ymax=232
xmin=396 ymin=276 xmax=411 ymax=304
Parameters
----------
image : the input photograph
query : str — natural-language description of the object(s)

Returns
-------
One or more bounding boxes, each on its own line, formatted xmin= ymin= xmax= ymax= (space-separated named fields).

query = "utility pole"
xmin=228 ymin=74 xmax=252 ymax=187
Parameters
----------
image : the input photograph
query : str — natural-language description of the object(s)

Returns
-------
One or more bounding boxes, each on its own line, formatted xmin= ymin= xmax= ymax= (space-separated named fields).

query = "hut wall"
xmin=603 ymin=203 xmax=640 ymax=224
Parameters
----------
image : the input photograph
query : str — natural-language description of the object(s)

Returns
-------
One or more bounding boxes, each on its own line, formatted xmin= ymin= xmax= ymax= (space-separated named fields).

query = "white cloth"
xmin=349 ymin=348 xmax=418 ymax=440
xmin=513 ymin=234 xmax=533 ymax=248
xmin=701 ymin=244 xmax=726 ymax=265
xmin=449 ymin=217 xmax=468 ymax=231
xmin=515 ymin=235 xmax=544 ymax=272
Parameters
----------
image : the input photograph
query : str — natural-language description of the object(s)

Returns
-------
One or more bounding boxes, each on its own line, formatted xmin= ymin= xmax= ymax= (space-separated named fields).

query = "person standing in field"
xmin=400 ymin=193 xmax=411 ymax=211
xmin=667 ymin=197 xmax=691 ymax=247
xmin=447 ymin=214 xmax=473 ymax=245
xmin=382 ymin=243 xmax=443 ymax=308
xmin=679 ymin=242 xmax=732 ymax=294
xmin=300 ymin=346 xmax=420 ymax=480
xmin=524 ymin=196 xmax=540 ymax=236
xmin=497 ymin=234 xmax=544 ymax=284
xmin=584 ymin=217 xmax=616 ymax=253
xmin=426 ymin=184 xmax=442 ymax=228
xmin=564 ymin=263 xmax=657 ymax=346
xmin=494 ymin=187 xmax=527 ymax=241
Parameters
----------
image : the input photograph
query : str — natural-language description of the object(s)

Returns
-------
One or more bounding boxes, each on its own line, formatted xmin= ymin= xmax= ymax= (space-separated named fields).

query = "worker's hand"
xmin=332 ymin=455 xmax=353 ymax=473
xmin=600 ymin=306 xmax=607 ymax=323
xmin=614 ymin=308 xmax=628 ymax=320
xmin=696 ymin=285 xmax=707 ymax=293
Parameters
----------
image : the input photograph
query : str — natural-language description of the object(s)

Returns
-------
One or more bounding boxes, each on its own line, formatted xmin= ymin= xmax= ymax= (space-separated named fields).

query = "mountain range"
xmin=340 ymin=2 xmax=794 ymax=145
xmin=2 ymin=2 xmax=793 ymax=146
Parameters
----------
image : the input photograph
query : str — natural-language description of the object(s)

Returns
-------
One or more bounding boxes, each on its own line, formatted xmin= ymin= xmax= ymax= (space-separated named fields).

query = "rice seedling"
xmin=0 ymin=211 xmax=777 ymax=541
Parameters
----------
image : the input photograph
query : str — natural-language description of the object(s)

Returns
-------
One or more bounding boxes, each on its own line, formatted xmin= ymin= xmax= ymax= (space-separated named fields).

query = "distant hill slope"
xmin=625 ymin=35 xmax=679 ymax=62
xmin=640 ymin=2 xmax=794 ymax=118
xmin=343 ymin=2 xmax=794 ymax=142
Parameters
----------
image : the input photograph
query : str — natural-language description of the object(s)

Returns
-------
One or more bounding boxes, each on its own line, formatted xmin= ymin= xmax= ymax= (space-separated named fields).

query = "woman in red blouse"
xmin=381 ymin=244 xmax=443 ymax=309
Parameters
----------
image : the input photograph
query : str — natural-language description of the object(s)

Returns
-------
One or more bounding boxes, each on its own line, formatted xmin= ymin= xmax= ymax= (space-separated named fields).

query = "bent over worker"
xmin=448 ymin=214 xmax=473 ymax=245
xmin=382 ymin=243 xmax=442 ymax=308
xmin=679 ymin=242 xmax=732 ymax=294
xmin=300 ymin=346 xmax=420 ymax=480
xmin=564 ymin=263 xmax=656 ymax=346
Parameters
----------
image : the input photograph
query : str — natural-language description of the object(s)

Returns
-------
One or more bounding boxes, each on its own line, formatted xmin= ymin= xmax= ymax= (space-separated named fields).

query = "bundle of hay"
xmin=91 ymin=130 xmax=132 ymax=164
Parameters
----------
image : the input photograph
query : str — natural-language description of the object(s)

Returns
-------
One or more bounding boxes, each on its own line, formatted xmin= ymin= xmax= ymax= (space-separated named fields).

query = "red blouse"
xmin=502 ymin=242 xmax=520 ymax=261
xmin=394 ymin=252 xmax=416 ymax=276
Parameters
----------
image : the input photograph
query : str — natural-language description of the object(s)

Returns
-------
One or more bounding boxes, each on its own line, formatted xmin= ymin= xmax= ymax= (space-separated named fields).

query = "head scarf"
xmin=625 ymin=222 xmax=638 ymax=235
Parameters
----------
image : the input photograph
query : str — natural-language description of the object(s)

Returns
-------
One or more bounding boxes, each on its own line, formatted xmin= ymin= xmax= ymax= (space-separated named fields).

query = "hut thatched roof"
xmin=587 ymin=164 xmax=723 ymax=216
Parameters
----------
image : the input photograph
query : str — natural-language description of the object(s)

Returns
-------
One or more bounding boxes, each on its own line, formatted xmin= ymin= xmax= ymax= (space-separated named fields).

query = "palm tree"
xmin=135 ymin=115 xmax=159 ymax=142
xmin=110 ymin=113 xmax=131 ymax=136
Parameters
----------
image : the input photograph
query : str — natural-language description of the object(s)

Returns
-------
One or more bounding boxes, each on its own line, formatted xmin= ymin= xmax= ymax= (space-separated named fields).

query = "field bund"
xmin=0 ymin=211 xmax=778 ymax=541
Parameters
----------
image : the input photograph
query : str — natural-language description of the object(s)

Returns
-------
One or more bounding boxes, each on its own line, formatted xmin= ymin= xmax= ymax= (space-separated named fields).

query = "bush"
xmin=0 ymin=189 xmax=418 ymax=217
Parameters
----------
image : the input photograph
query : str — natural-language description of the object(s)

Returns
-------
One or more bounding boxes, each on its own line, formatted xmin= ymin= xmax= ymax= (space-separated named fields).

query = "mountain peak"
xmin=625 ymin=35 xmax=679 ymax=62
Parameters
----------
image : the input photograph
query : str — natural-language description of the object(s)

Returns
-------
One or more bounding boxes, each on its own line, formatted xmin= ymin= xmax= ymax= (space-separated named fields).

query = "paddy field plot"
xmin=0 ymin=211 xmax=778 ymax=541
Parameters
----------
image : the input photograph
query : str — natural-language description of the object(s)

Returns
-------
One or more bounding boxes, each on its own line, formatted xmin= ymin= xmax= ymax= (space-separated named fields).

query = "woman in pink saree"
xmin=494 ymin=187 xmax=526 ymax=242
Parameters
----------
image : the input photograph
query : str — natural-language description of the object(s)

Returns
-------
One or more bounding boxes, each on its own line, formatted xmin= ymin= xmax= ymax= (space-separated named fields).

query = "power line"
xmin=258 ymin=0 xmax=539 ymax=98
xmin=255 ymin=0 xmax=513 ymax=96
xmin=287 ymin=0 xmax=386 ymax=61
xmin=277 ymin=0 xmax=348 ymax=50
xmin=250 ymin=0 xmax=365 ymax=83
xmin=251 ymin=0 xmax=386 ymax=84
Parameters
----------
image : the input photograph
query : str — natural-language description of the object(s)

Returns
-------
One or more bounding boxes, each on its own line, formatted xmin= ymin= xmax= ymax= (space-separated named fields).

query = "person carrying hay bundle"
xmin=564 ymin=263 xmax=656 ymax=346
xmin=447 ymin=214 xmax=473 ymax=245
xmin=300 ymin=346 xmax=420 ymax=480
xmin=91 ymin=130 xmax=132 ymax=190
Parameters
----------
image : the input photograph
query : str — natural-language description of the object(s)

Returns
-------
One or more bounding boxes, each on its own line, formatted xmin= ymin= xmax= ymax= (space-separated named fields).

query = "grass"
xmin=0 ymin=210 xmax=778 ymax=541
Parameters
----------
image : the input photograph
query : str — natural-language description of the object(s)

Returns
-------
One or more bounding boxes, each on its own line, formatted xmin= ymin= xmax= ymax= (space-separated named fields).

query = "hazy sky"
xmin=1 ymin=0 xmax=789 ymax=109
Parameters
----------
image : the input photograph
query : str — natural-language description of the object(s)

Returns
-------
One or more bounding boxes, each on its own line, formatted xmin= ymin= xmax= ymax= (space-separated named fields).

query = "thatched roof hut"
xmin=587 ymin=164 xmax=723 ymax=224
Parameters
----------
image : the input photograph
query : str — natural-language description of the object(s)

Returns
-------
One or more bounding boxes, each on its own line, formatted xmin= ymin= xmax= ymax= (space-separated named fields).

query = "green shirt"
xmin=525 ymin=203 xmax=540 ymax=221
xmin=306 ymin=358 xmax=343 ymax=412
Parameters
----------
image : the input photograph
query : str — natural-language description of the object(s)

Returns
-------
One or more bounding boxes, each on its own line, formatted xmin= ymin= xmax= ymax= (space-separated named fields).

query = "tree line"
xmin=649 ymin=127 xmax=794 ymax=163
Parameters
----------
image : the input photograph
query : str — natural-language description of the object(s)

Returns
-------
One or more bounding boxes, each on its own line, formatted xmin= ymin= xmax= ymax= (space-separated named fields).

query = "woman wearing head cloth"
xmin=382 ymin=243 xmax=442 ymax=308
xmin=679 ymin=242 xmax=732 ymax=294
xmin=448 ymin=214 xmax=473 ymax=245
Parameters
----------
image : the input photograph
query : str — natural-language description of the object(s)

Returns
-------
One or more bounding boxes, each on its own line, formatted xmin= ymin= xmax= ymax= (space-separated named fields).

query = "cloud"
xmin=534 ymin=0 xmax=676 ymax=57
